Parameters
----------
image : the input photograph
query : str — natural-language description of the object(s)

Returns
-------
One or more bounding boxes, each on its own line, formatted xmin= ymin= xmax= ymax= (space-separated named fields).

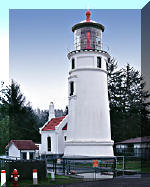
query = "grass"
xmin=3 ymin=160 xmax=150 ymax=186
xmin=116 ymin=160 xmax=150 ymax=173
xmin=6 ymin=174 xmax=83 ymax=186
xmin=116 ymin=160 xmax=141 ymax=171
xmin=141 ymin=161 xmax=150 ymax=173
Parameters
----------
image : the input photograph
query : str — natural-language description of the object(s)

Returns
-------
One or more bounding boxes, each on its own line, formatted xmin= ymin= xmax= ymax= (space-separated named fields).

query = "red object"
xmin=93 ymin=160 xmax=98 ymax=168
xmin=71 ymin=170 xmax=75 ymax=174
xmin=86 ymin=10 xmax=91 ymax=22
xmin=42 ymin=116 xmax=67 ymax=131
xmin=12 ymin=169 xmax=19 ymax=187
xmin=1 ymin=170 xmax=6 ymax=173
xmin=86 ymin=31 xmax=91 ymax=49
xmin=33 ymin=169 xmax=37 ymax=173
xmin=62 ymin=123 xmax=67 ymax=130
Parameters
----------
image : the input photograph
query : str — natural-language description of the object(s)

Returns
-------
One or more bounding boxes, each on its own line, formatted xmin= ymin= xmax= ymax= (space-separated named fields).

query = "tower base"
xmin=64 ymin=140 xmax=114 ymax=157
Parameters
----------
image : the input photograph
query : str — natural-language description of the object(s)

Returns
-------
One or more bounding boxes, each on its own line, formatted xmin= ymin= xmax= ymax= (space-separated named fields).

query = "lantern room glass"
xmin=74 ymin=27 xmax=102 ymax=50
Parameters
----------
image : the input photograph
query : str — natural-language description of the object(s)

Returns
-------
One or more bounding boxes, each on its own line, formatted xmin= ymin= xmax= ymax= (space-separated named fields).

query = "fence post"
xmin=1 ymin=170 xmax=6 ymax=187
xmin=53 ymin=159 xmax=54 ymax=172
xmin=33 ymin=169 xmax=38 ymax=185
xmin=123 ymin=156 xmax=125 ymax=170
xmin=55 ymin=159 xmax=56 ymax=175
xmin=51 ymin=171 xmax=55 ymax=181
xmin=63 ymin=159 xmax=65 ymax=174
xmin=113 ymin=157 xmax=117 ymax=171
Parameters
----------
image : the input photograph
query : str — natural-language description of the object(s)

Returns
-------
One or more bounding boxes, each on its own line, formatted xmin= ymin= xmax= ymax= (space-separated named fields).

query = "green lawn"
xmin=116 ymin=160 xmax=141 ymax=171
xmin=4 ymin=160 xmax=150 ymax=186
xmin=141 ymin=161 xmax=150 ymax=173
xmin=6 ymin=174 xmax=83 ymax=186
xmin=116 ymin=160 xmax=150 ymax=173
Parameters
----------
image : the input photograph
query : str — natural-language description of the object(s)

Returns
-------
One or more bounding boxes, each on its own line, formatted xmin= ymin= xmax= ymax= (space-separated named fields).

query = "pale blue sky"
xmin=0 ymin=0 xmax=149 ymax=86
xmin=9 ymin=9 xmax=141 ymax=110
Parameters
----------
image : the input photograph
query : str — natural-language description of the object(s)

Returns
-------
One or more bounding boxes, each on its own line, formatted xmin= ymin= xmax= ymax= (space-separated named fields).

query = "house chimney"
xmin=49 ymin=102 xmax=55 ymax=121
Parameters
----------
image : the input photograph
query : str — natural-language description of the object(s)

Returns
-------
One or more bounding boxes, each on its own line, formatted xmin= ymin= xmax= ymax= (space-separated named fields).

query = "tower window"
xmin=47 ymin=137 xmax=51 ymax=152
xmin=64 ymin=136 xmax=67 ymax=141
xmin=70 ymin=82 xmax=74 ymax=96
xmin=72 ymin=58 xmax=75 ymax=69
xmin=97 ymin=57 xmax=101 ymax=68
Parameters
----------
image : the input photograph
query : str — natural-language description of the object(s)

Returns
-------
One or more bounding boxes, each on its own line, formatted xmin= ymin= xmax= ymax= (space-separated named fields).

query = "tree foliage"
xmin=108 ymin=58 xmax=150 ymax=142
xmin=0 ymin=80 xmax=41 ymax=154
xmin=0 ymin=60 xmax=150 ymax=154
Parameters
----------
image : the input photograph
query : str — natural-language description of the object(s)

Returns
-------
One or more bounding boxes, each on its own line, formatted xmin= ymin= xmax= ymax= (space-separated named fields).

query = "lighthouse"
xmin=64 ymin=11 xmax=114 ymax=157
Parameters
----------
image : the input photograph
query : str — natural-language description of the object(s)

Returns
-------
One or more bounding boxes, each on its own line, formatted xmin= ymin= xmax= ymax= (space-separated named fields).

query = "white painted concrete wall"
xmin=8 ymin=143 xmax=20 ymax=158
xmin=40 ymin=131 xmax=67 ymax=155
xmin=40 ymin=131 xmax=56 ymax=155
xmin=64 ymin=51 xmax=114 ymax=157
xmin=49 ymin=102 xmax=55 ymax=121
xmin=40 ymin=116 xmax=68 ymax=155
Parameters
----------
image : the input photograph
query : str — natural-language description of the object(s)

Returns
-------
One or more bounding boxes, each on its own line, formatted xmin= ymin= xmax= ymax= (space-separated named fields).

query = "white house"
xmin=115 ymin=136 xmax=150 ymax=159
xmin=6 ymin=140 xmax=38 ymax=160
xmin=39 ymin=102 xmax=68 ymax=156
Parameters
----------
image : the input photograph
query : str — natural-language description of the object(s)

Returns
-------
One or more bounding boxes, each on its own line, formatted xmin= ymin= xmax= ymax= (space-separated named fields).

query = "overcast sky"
xmin=9 ymin=9 xmax=141 ymax=110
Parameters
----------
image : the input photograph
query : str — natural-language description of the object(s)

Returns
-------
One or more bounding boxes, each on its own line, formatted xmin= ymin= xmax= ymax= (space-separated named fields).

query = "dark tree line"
xmin=0 ymin=59 xmax=150 ymax=154
xmin=107 ymin=58 xmax=150 ymax=142
xmin=0 ymin=81 xmax=67 ymax=154
xmin=35 ymin=107 xmax=68 ymax=125
xmin=0 ymin=81 xmax=41 ymax=150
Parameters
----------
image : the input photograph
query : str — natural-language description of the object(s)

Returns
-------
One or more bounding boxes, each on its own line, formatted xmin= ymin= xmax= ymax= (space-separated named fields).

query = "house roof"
xmin=42 ymin=116 xmax=67 ymax=131
xmin=62 ymin=123 xmax=67 ymax=130
xmin=116 ymin=136 xmax=150 ymax=144
xmin=6 ymin=140 xmax=39 ymax=150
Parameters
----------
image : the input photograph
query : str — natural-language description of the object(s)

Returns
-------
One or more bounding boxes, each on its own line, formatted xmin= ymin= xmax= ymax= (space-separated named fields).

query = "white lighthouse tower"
xmin=64 ymin=11 xmax=114 ymax=157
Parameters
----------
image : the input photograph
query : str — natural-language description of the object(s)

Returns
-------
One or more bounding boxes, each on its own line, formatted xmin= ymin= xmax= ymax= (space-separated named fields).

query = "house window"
xmin=22 ymin=152 xmax=27 ymax=160
xmin=72 ymin=58 xmax=75 ymax=69
xmin=97 ymin=57 xmax=101 ymax=68
xmin=30 ymin=152 xmax=34 ymax=160
xmin=70 ymin=82 xmax=74 ymax=96
xmin=64 ymin=136 xmax=67 ymax=141
xmin=47 ymin=137 xmax=51 ymax=152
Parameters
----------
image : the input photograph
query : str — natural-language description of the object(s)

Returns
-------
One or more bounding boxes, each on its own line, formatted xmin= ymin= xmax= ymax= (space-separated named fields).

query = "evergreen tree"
xmin=0 ymin=80 xmax=41 ymax=145
xmin=108 ymin=60 xmax=150 ymax=142
xmin=140 ymin=79 xmax=150 ymax=136
xmin=0 ymin=82 xmax=9 ymax=154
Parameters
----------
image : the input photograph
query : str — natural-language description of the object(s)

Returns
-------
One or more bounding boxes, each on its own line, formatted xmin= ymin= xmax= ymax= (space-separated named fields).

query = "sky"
xmin=0 ymin=1 xmax=149 ymax=111
xmin=9 ymin=9 xmax=141 ymax=110
xmin=142 ymin=2 xmax=150 ymax=92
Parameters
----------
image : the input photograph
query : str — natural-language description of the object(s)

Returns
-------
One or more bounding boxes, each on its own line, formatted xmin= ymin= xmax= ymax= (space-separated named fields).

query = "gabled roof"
xmin=116 ymin=136 xmax=150 ymax=144
xmin=42 ymin=116 xmax=67 ymax=131
xmin=6 ymin=140 xmax=38 ymax=150
xmin=62 ymin=123 xmax=67 ymax=130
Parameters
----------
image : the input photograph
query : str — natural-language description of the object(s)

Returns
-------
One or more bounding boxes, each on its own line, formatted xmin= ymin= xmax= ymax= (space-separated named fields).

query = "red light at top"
xmin=86 ymin=10 xmax=91 ymax=22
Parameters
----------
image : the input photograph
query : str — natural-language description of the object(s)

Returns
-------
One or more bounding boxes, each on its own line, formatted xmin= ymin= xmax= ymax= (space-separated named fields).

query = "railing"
xmin=45 ymin=156 xmax=116 ymax=176
xmin=0 ymin=155 xmax=21 ymax=160
xmin=45 ymin=154 xmax=150 ymax=177
xmin=115 ymin=148 xmax=150 ymax=160
xmin=67 ymin=43 xmax=111 ymax=54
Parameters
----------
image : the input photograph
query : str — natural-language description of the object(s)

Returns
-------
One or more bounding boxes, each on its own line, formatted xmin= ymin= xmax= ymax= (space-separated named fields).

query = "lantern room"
xmin=72 ymin=11 xmax=105 ymax=51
